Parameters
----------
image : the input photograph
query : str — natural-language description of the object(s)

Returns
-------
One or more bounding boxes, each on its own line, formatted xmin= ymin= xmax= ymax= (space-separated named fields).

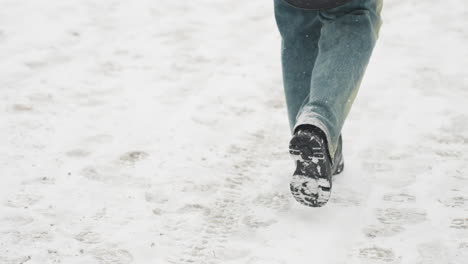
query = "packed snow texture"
xmin=1 ymin=0 xmax=467 ymax=263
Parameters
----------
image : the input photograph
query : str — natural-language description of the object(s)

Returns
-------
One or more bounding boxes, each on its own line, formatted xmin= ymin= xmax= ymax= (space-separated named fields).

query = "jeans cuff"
xmin=293 ymin=112 xmax=337 ymax=161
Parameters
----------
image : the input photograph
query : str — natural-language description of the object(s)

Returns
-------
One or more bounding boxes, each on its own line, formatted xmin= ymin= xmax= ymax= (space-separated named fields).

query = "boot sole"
xmin=289 ymin=134 xmax=332 ymax=207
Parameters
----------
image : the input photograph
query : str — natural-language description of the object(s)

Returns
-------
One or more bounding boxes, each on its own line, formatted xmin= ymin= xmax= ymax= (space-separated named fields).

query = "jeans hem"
xmin=293 ymin=113 xmax=337 ymax=161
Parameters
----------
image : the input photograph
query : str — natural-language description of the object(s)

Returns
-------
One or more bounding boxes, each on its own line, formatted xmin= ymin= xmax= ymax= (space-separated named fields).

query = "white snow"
xmin=1 ymin=0 xmax=467 ymax=263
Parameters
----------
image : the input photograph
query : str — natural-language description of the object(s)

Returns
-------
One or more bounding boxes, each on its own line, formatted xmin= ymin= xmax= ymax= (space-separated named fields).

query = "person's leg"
xmin=294 ymin=0 xmax=383 ymax=160
xmin=273 ymin=0 xmax=322 ymax=132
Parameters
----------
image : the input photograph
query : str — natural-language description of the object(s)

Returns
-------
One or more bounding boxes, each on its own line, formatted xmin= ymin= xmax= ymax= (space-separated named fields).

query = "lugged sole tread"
xmin=289 ymin=130 xmax=333 ymax=207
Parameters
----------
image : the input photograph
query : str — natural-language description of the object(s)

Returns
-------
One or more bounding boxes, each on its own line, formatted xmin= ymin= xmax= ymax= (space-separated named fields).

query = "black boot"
xmin=332 ymin=135 xmax=345 ymax=176
xmin=289 ymin=126 xmax=344 ymax=207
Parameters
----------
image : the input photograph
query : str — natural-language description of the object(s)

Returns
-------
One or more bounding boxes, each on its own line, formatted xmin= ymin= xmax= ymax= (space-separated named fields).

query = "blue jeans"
xmin=274 ymin=0 xmax=382 ymax=160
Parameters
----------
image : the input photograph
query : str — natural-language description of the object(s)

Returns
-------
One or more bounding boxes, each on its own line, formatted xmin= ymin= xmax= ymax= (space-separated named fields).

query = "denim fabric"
xmin=274 ymin=0 xmax=382 ymax=159
xmin=283 ymin=0 xmax=353 ymax=10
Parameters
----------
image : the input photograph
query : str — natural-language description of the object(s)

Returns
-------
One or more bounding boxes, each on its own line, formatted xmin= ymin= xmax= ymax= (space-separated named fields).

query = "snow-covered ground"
xmin=1 ymin=0 xmax=467 ymax=263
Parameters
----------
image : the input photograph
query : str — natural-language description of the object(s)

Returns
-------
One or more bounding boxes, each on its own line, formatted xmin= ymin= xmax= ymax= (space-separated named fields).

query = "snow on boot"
xmin=289 ymin=126 xmax=337 ymax=207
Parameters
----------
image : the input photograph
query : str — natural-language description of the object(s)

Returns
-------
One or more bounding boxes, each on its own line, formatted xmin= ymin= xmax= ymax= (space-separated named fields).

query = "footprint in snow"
xmin=176 ymin=204 xmax=211 ymax=216
xmin=4 ymin=193 xmax=42 ymax=208
xmin=0 ymin=256 xmax=31 ymax=264
xmin=91 ymin=247 xmax=133 ymax=264
xmin=450 ymin=218 xmax=468 ymax=229
xmin=358 ymin=247 xmax=396 ymax=263
xmin=75 ymin=231 xmax=102 ymax=244
xmin=376 ymin=208 xmax=427 ymax=225
xmin=12 ymin=104 xmax=34 ymax=112
xmin=363 ymin=224 xmax=405 ymax=238
xmin=119 ymin=151 xmax=149 ymax=163
xmin=252 ymin=192 xmax=290 ymax=211
xmin=438 ymin=196 xmax=468 ymax=208
xmin=242 ymin=215 xmax=277 ymax=229
xmin=66 ymin=149 xmax=91 ymax=158
xmin=79 ymin=166 xmax=106 ymax=182
xmin=79 ymin=165 xmax=131 ymax=185
xmin=382 ymin=193 xmax=416 ymax=203
xmin=144 ymin=191 xmax=169 ymax=205
xmin=459 ymin=242 xmax=468 ymax=249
